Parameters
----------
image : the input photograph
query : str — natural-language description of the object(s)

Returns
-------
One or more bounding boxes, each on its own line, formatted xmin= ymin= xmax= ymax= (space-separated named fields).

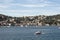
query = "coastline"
xmin=0 ymin=14 xmax=60 ymax=26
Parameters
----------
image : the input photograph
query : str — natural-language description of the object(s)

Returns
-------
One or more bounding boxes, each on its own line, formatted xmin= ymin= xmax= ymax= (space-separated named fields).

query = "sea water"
xmin=0 ymin=26 xmax=60 ymax=40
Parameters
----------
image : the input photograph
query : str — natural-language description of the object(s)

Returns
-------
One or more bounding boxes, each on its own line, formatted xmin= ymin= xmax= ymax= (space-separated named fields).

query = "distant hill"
xmin=0 ymin=14 xmax=60 ymax=21
xmin=0 ymin=14 xmax=12 ymax=21
xmin=0 ymin=14 xmax=60 ymax=26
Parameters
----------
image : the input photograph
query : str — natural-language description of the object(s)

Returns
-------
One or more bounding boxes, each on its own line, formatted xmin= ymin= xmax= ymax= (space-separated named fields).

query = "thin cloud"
xmin=26 ymin=0 xmax=47 ymax=3
xmin=0 ymin=9 xmax=60 ymax=17
xmin=3 ymin=0 xmax=14 ymax=3
xmin=20 ymin=4 xmax=48 ymax=7
xmin=11 ymin=3 xmax=48 ymax=7
xmin=0 ymin=4 xmax=10 ymax=9
xmin=0 ymin=10 xmax=33 ymax=13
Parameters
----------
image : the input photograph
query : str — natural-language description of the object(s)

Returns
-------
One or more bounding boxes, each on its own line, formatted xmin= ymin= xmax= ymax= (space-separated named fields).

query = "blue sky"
xmin=0 ymin=0 xmax=60 ymax=17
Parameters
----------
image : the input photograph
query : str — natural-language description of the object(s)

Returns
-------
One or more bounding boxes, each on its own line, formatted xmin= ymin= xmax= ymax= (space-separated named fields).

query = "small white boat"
xmin=20 ymin=25 xmax=23 ymax=27
xmin=35 ymin=31 xmax=41 ymax=35
xmin=7 ymin=24 xmax=11 ymax=27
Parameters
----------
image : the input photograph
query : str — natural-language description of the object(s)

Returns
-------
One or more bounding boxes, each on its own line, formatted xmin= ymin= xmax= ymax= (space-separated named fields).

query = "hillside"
xmin=0 ymin=14 xmax=60 ymax=26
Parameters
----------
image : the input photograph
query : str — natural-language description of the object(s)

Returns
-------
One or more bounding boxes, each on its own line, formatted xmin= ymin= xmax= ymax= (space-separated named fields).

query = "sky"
xmin=0 ymin=0 xmax=60 ymax=17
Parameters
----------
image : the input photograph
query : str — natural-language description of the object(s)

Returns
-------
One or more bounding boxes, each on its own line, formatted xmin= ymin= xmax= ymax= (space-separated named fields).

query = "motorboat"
xmin=35 ymin=31 xmax=41 ymax=35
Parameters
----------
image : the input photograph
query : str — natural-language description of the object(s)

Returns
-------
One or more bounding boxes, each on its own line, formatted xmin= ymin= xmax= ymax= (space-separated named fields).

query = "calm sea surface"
xmin=0 ymin=26 xmax=60 ymax=40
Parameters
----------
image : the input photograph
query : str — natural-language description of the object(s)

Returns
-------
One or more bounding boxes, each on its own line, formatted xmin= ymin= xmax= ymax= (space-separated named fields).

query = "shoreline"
xmin=0 ymin=14 xmax=60 ymax=26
